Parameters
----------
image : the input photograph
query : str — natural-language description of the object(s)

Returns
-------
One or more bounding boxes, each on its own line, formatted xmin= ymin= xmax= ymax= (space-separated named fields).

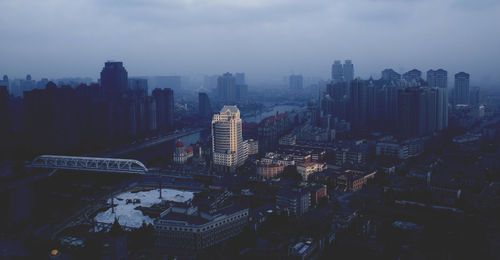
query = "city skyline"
xmin=2 ymin=1 xmax=500 ymax=259
xmin=1 ymin=0 xmax=499 ymax=86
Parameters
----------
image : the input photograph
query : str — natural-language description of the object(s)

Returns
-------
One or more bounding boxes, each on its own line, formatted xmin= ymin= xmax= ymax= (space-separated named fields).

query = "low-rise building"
xmin=279 ymin=133 xmax=297 ymax=145
xmin=296 ymin=162 xmax=326 ymax=181
xmin=306 ymin=184 xmax=327 ymax=206
xmin=256 ymin=161 xmax=284 ymax=179
xmin=154 ymin=198 xmax=249 ymax=255
xmin=336 ymin=169 xmax=376 ymax=192
xmin=173 ymin=140 xmax=194 ymax=164
xmin=376 ymin=136 xmax=425 ymax=160
xmin=276 ymin=188 xmax=310 ymax=216
xmin=261 ymin=152 xmax=296 ymax=167
xmin=247 ymin=139 xmax=259 ymax=155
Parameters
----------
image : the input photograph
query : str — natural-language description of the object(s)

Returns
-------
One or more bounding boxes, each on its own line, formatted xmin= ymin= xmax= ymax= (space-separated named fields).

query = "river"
xmin=242 ymin=104 xmax=304 ymax=123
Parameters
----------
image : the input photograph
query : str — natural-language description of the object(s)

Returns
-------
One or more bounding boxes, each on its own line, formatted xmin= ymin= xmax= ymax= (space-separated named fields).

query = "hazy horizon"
xmin=1 ymin=0 xmax=499 ymax=87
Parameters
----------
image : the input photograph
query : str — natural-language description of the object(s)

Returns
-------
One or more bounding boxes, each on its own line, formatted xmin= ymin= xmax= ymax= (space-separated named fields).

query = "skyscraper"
xmin=331 ymin=60 xmax=343 ymax=82
xmin=454 ymin=72 xmax=470 ymax=105
xmin=199 ymin=92 xmax=212 ymax=119
xmin=128 ymin=78 xmax=148 ymax=97
xmin=343 ymin=60 xmax=354 ymax=82
xmin=153 ymin=88 xmax=174 ymax=132
xmin=0 ymin=75 xmax=9 ymax=90
xmin=427 ymin=69 xmax=448 ymax=130
xmin=0 ymin=86 xmax=9 ymax=139
xmin=348 ymin=79 xmax=367 ymax=127
xmin=403 ymin=69 xmax=422 ymax=84
xmin=469 ymin=87 xmax=480 ymax=105
xmin=397 ymin=88 xmax=426 ymax=138
xmin=436 ymin=87 xmax=448 ymax=130
xmin=235 ymin=73 xmax=246 ymax=85
xmin=217 ymin=73 xmax=238 ymax=103
xmin=100 ymin=61 xmax=128 ymax=96
xmin=381 ymin=69 xmax=401 ymax=82
xmin=212 ymin=105 xmax=247 ymax=173
xmin=397 ymin=87 xmax=438 ymax=138
xmin=289 ymin=74 xmax=303 ymax=91
xmin=427 ymin=69 xmax=448 ymax=88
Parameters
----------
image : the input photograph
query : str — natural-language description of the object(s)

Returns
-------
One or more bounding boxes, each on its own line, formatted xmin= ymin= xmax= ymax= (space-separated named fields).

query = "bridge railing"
xmin=31 ymin=155 xmax=148 ymax=174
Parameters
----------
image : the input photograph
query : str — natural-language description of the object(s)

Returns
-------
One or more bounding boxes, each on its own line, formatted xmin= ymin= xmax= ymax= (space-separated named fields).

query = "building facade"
xmin=212 ymin=106 xmax=248 ymax=173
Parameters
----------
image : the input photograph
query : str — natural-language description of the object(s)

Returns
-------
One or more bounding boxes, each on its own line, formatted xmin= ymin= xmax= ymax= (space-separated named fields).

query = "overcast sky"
xmin=0 ymin=0 xmax=499 ymax=86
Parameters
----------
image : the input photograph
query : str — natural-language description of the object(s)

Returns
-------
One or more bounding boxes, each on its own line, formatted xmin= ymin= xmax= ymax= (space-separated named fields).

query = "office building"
xmin=381 ymin=69 xmax=401 ymax=82
xmin=153 ymin=88 xmax=174 ymax=132
xmin=331 ymin=60 xmax=343 ymax=82
xmin=128 ymin=78 xmax=148 ymax=97
xmin=343 ymin=60 xmax=354 ymax=82
xmin=276 ymin=188 xmax=310 ymax=216
xmin=454 ymin=72 xmax=470 ymax=105
xmin=427 ymin=69 xmax=448 ymax=88
xmin=289 ymin=74 xmax=303 ymax=91
xmin=155 ymin=200 xmax=248 ymax=254
xmin=198 ymin=92 xmax=212 ymax=119
xmin=100 ymin=61 xmax=128 ymax=96
xmin=217 ymin=73 xmax=238 ymax=103
xmin=403 ymin=69 xmax=422 ymax=84
xmin=235 ymin=73 xmax=245 ymax=85
xmin=212 ymin=105 xmax=248 ymax=173
xmin=470 ymin=87 xmax=480 ymax=105
xmin=397 ymin=87 xmax=438 ymax=138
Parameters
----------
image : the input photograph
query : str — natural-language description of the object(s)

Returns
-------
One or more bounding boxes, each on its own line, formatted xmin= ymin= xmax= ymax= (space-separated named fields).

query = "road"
xmin=1 ymin=129 xmax=204 ymax=193
xmin=98 ymin=128 xmax=204 ymax=158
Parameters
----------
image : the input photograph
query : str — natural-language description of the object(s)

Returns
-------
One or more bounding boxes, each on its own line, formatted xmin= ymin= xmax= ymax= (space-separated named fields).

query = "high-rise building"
xmin=343 ymin=60 xmax=354 ymax=82
xmin=199 ymin=92 xmax=212 ymax=119
xmin=454 ymin=72 xmax=470 ymax=105
xmin=427 ymin=69 xmax=448 ymax=88
xmin=100 ymin=61 xmax=128 ymax=96
xmin=403 ymin=69 xmax=422 ymax=84
xmin=258 ymin=113 xmax=290 ymax=153
xmin=212 ymin=105 xmax=248 ymax=173
xmin=0 ymin=75 xmax=9 ymax=90
xmin=0 ymin=86 xmax=9 ymax=138
xmin=235 ymin=73 xmax=245 ymax=85
xmin=348 ymin=79 xmax=367 ymax=127
xmin=427 ymin=69 xmax=448 ymax=130
xmin=23 ymin=82 xmax=80 ymax=153
xmin=436 ymin=87 xmax=448 ymax=130
xmin=397 ymin=88 xmax=425 ymax=138
xmin=289 ymin=74 xmax=303 ymax=91
xmin=20 ymin=74 xmax=36 ymax=93
xmin=469 ymin=87 xmax=480 ymax=105
xmin=397 ymin=87 xmax=438 ymax=138
xmin=331 ymin=60 xmax=343 ymax=82
xmin=128 ymin=78 xmax=148 ymax=97
xmin=203 ymin=75 xmax=218 ymax=90
xmin=381 ymin=69 xmax=401 ymax=82
xmin=153 ymin=88 xmax=174 ymax=132
xmin=217 ymin=73 xmax=238 ymax=103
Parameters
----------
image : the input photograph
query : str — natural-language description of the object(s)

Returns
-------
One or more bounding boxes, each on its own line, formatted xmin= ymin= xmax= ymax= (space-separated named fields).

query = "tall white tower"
xmin=212 ymin=105 xmax=248 ymax=173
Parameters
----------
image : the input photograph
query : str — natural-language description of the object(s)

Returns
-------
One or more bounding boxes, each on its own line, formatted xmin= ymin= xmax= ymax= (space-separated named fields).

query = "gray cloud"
xmin=0 ymin=0 xmax=499 ymax=86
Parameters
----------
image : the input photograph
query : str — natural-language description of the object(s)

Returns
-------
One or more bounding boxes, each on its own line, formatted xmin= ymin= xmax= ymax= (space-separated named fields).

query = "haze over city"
xmin=1 ymin=0 xmax=499 ymax=86
xmin=3 ymin=0 xmax=500 ymax=259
